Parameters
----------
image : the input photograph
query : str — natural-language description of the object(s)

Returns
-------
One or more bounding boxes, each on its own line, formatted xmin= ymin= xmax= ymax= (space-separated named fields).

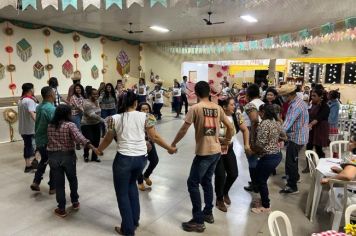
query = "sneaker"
xmin=224 ymin=195 xmax=231 ymax=205
xmin=144 ymin=177 xmax=152 ymax=186
xmin=92 ymin=158 xmax=101 ymax=163
xmin=72 ymin=202 xmax=80 ymax=210
xmin=24 ymin=166 xmax=33 ymax=173
xmin=244 ymin=184 xmax=259 ymax=193
xmin=84 ymin=156 xmax=89 ymax=163
xmin=54 ymin=208 xmax=67 ymax=218
xmin=49 ymin=189 xmax=56 ymax=195
xmin=30 ymin=182 xmax=40 ymax=191
xmin=216 ymin=200 xmax=227 ymax=212
xmin=203 ymin=214 xmax=214 ymax=224
xmin=138 ymin=183 xmax=145 ymax=191
xmin=182 ymin=219 xmax=206 ymax=233
xmin=279 ymin=186 xmax=299 ymax=194
xmin=31 ymin=159 xmax=39 ymax=169
xmin=251 ymin=206 xmax=271 ymax=214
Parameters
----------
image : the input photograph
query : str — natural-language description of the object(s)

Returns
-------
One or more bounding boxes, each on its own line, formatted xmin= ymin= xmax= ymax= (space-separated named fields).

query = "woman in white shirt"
xmin=172 ymin=81 xmax=182 ymax=118
xmin=96 ymin=90 xmax=176 ymax=235
xmin=137 ymin=78 xmax=149 ymax=104
xmin=151 ymin=85 xmax=166 ymax=120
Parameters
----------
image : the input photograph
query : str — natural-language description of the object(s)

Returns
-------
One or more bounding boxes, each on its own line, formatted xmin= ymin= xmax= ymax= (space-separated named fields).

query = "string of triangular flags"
xmin=0 ymin=0 xmax=251 ymax=10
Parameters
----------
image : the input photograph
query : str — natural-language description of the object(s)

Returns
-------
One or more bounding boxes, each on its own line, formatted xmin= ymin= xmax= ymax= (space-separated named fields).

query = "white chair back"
xmin=345 ymin=204 xmax=356 ymax=225
xmin=305 ymin=150 xmax=320 ymax=165
xmin=305 ymin=152 xmax=317 ymax=177
xmin=268 ymin=211 xmax=293 ymax=236
xmin=329 ymin=140 xmax=349 ymax=159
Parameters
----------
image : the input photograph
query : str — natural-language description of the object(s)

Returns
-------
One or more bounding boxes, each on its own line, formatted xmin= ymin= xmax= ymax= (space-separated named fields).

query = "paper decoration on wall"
xmin=4 ymin=26 xmax=14 ymax=36
xmin=41 ymin=0 xmax=58 ymax=10
xmin=0 ymin=63 xmax=5 ymax=79
xmin=16 ymin=39 xmax=32 ymax=62
xmin=0 ymin=0 xmax=17 ymax=9
xmin=127 ymin=0 xmax=144 ymax=7
xmin=106 ymin=0 xmax=123 ymax=9
xmin=62 ymin=0 xmax=78 ymax=10
xmin=150 ymin=0 xmax=167 ymax=7
xmin=53 ymin=41 xmax=64 ymax=58
xmin=81 ymin=44 xmax=92 ymax=61
xmin=83 ymin=0 xmax=100 ymax=9
xmin=33 ymin=61 xmax=44 ymax=79
xmin=91 ymin=65 xmax=99 ymax=79
xmin=62 ymin=60 xmax=74 ymax=78
xmin=22 ymin=0 xmax=37 ymax=10
xmin=116 ymin=50 xmax=130 ymax=76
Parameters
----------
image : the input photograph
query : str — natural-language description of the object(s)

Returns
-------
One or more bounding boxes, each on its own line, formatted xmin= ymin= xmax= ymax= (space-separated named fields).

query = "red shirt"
xmin=47 ymin=121 xmax=89 ymax=151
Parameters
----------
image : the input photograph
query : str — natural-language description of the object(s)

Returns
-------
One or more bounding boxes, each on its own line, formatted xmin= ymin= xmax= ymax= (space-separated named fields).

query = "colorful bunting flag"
xmin=126 ymin=0 xmax=144 ymax=7
xmin=22 ymin=0 xmax=37 ymax=10
xmin=0 ymin=0 xmax=17 ymax=9
xmin=345 ymin=17 xmax=356 ymax=29
xmin=321 ymin=22 xmax=334 ymax=35
xmin=299 ymin=29 xmax=310 ymax=39
xmin=41 ymin=0 xmax=58 ymax=10
xmin=279 ymin=33 xmax=292 ymax=43
xmin=62 ymin=0 xmax=77 ymax=10
xmin=150 ymin=0 xmax=167 ymax=7
xmin=83 ymin=0 xmax=100 ymax=9
xmin=106 ymin=0 xmax=122 ymax=9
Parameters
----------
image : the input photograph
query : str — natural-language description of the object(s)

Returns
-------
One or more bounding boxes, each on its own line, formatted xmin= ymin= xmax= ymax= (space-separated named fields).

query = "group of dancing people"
xmin=17 ymin=70 xmax=349 ymax=235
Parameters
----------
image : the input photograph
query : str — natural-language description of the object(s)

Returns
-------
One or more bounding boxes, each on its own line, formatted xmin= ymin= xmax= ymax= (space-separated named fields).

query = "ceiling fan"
xmin=203 ymin=11 xmax=225 ymax=25
xmin=124 ymin=22 xmax=143 ymax=34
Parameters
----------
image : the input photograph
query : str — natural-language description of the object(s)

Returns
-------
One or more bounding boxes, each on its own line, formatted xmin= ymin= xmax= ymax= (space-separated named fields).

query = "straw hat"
xmin=277 ymin=84 xmax=297 ymax=96
xmin=71 ymin=70 xmax=81 ymax=81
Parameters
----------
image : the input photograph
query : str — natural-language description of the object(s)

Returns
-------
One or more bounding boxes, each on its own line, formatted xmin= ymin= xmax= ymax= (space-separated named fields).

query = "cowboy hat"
xmin=277 ymin=84 xmax=297 ymax=96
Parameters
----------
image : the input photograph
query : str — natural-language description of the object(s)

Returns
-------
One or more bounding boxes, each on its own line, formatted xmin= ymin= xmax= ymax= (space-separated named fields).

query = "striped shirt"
xmin=283 ymin=96 xmax=309 ymax=145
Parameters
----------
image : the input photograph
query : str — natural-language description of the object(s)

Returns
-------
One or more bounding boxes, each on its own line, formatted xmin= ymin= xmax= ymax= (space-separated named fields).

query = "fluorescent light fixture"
xmin=150 ymin=26 xmax=170 ymax=33
xmin=240 ymin=15 xmax=258 ymax=23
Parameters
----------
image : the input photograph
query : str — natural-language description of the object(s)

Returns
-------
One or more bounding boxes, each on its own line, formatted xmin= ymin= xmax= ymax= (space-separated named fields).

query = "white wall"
xmin=181 ymin=62 xmax=208 ymax=82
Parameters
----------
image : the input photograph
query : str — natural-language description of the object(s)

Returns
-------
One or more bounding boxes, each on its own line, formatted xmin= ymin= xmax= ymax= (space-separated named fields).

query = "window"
xmin=344 ymin=62 xmax=356 ymax=84
xmin=308 ymin=64 xmax=323 ymax=83
xmin=325 ymin=64 xmax=342 ymax=84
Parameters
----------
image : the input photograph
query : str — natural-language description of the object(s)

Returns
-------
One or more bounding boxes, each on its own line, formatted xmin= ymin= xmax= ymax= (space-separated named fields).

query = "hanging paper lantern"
xmin=81 ymin=44 xmax=91 ymax=62
xmin=44 ymin=48 xmax=51 ymax=54
xmin=74 ymin=53 xmax=79 ymax=59
xmin=9 ymin=83 xmax=16 ymax=90
xmin=16 ymin=38 xmax=32 ymax=62
xmin=33 ymin=61 xmax=45 ymax=79
xmin=100 ymin=37 xmax=106 ymax=44
xmin=91 ymin=65 xmax=99 ymax=79
xmin=6 ymin=64 xmax=16 ymax=72
xmin=5 ymin=46 xmax=13 ymax=53
xmin=53 ymin=41 xmax=64 ymax=58
xmin=208 ymin=64 xmax=214 ymax=68
xmin=62 ymin=60 xmax=74 ymax=78
xmin=222 ymin=66 xmax=229 ymax=71
xmin=43 ymin=28 xmax=51 ymax=36
xmin=73 ymin=34 xmax=80 ymax=42
xmin=0 ymin=63 xmax=4 ymax=79
xmin=4 ymin=27 xmax=13 ymax=36
xmin=45 ymin=64 xmax=53 ymax=71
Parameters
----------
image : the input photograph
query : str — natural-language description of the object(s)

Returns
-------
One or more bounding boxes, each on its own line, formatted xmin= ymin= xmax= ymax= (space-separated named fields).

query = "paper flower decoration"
xmin=222 ymin=66 xmax=229 ymax=71
xmin=100 ymin=37 xmax=106 ymax=44
xmin=216 ymin=71 xmax=223 ymax=78
xmin=73 ymin=34 xmax=80 ymax=42
xmin=4 ymin=27 xmax=13 ymax=36
xmin=101 ymin=68 xmax=107 ymax=74
xmin=5 ymin=46 xmax=13 ymax=53
xmin=6 ymin=64 xmax=16 ymax=72
xmin=44 ymin=48 xmax=51 ymax=54
xmin=74 ymin=53 xmax=79 ymax=59
xmin=208 ymin=64 xmax=214 ymax=68
xmin=345 ymin=223 xmax=356 ymax=236
xmin=45 ymin=64 xmax=53 ymax=71
xmin=43 ymin=29 xmax=51 ymax=36
xmin=9 ymin=83 xmax=16 ymax=90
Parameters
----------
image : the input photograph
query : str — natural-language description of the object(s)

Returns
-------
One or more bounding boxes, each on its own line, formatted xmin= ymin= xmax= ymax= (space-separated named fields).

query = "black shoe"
xmin=244 ymin=184 xmax=259 ymax=193
xmin=182 ymin=219 xmax=205 ymax=233
xmin=281 ymin=175 xmax=287 ymax=180
xmin=84 ymin=156 xmax=89 ymax=163
xmin=203 ymin=214 xmax=214 ymax=224
xmin=24 ymin=166 xmax=33 ymax=173
xmin=92 ymin=158 xmax=101 ymax=163
xmin=31 ymin=159 xmax=38 ymax=169
xmin=279 ymin=186 xmax=299 ymax=194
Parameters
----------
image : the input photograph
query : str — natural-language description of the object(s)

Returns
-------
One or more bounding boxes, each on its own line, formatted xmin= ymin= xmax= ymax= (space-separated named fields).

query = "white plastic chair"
xmin=329 ymin=179 xmax=356 ymax=230
xmin=305 ymin=152 xmax=317 ymax=177
xmin=306 ymin=150 xmax=320 ymax=165
xmin=345 ymin=204 xmax=356 ymax=225
xmin=268 ymin=211 xmax=293 ymax=236
xmin=329 ymin=140 xmax=349 ymax=159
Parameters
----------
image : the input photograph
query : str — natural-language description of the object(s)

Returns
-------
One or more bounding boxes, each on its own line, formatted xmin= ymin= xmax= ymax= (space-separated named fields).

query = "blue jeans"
xmin=187 ymin=153 xmax=220 ymax=224
xmin=137 ymin=95 xmax=147 ymax=104
xmin=72 ymin=114 xmax=82 ymax=130
xmin=21 ymin=134 xmax=34 ymax=159
xmin=247 ymin=154 xmax=258 ymax=185
xmin=137 ymin=142 xmax=159 ymax=184
xmin=113 ymin=152 xmax=147 ymax=236
xmin=256 ymin=153 xmax=282 ymax=208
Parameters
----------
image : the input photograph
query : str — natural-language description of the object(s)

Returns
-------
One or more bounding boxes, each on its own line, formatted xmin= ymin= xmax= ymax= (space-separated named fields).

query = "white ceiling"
xmin=0 ymin=0 xmax=356 ymax=42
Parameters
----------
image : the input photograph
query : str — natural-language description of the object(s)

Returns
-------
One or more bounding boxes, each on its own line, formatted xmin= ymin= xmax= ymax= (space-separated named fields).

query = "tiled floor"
xmin=0 ymin=108 xmax=331 ymax=236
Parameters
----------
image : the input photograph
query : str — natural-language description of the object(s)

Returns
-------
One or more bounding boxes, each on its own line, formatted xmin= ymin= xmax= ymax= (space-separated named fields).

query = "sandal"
xmin=251 ymin=207 xmax=271 ymax=214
